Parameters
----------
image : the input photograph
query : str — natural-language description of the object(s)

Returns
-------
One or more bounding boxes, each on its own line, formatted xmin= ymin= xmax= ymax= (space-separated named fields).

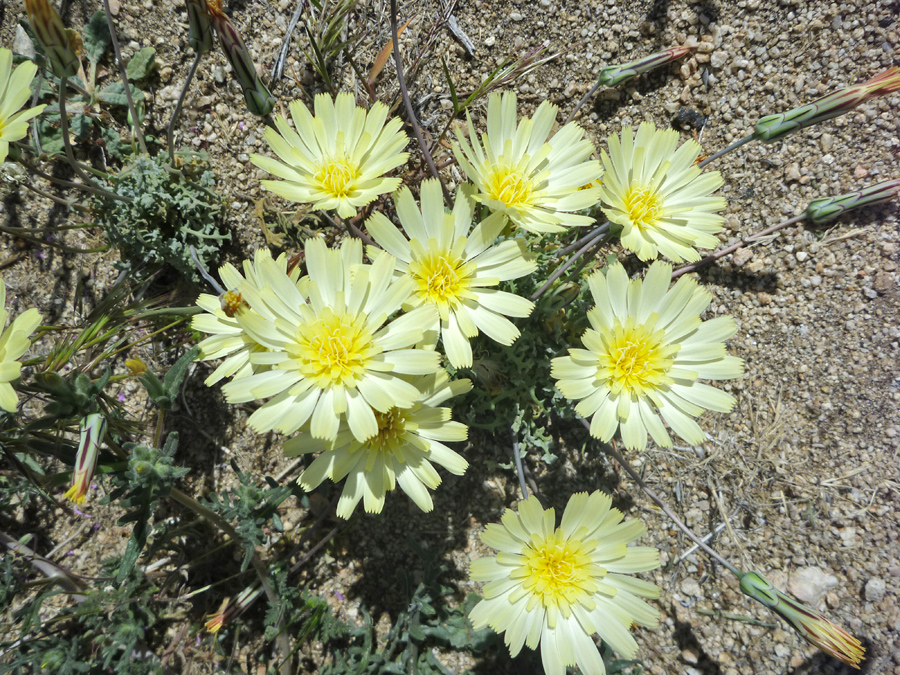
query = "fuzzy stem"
xmin=531 ymin=224 xmax=609 ymax=300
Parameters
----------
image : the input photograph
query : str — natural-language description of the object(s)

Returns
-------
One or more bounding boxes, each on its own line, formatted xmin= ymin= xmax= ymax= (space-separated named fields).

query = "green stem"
xmin=102 ymin=0 xmax=148 ymax=155
xmin=698 ymin=133 xmax=755 ymax=169
xmin=167 ymin=51 xmax=203 ymax=164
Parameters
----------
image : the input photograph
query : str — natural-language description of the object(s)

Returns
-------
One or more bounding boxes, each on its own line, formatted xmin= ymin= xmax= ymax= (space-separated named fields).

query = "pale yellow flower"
xmin=469 ymin=491 xmax=660 ymax=675
xmin=286 ymin=370 xmax=471 ymax=518
xmin=551 ymin=261 xmax=743 ymax=451
xmin=0 ymin=49 xmax=46 ymax=163
xmin=598 ymin=122 xmax=725 ymax=263
xmin=366 ymin=179 xmax=536 ymax=368
xmin=192 ymin=250 xmax=300 ymax=385
xmin=220 ymin=239 xmax=440 ymax=442
xmin=0 ymin=279 xmax=41 ymax=413
xmin=452 ymin=92 xmax=603 ymax=234
xmin=251 ymin=93 xmax=409 ymax=218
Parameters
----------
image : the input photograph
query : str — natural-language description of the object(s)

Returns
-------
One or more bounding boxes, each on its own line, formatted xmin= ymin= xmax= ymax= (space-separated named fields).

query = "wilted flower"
xmin=63 ymin=413 xmax=107 ymax=504
xmin=193 ymin=250 xmax=300 ymax=385
xmin=206 ymin=0 xmax=274 ymax=116
xmin=0 ymin=48 xmax=47 ymax=164
xmin=551 ymin=261 xmax=743 ymax=451
xmin=205 ymin=585 xmax=264 ymax=634
xmin=754 ymin=67 xmax=900 ymax=142
xmin=739 ymin=571 xmax=865 ymax=669
xmin=469 ymin=491 xmax=660 ymax=675
xmin=287 ymin=370 xmax=471 ymax=518
xmin=0 ymin=279 xmax=42 ymax=413
xmin=366 ymin=180 xmax=536 ymax=368
xmin=598 ymin=122 xmax=726 ymax=263
xmin=251 ymin=93 xmax=409 ymax=218
xmin=597 ymin=45 xmax=694 ymax=87
xmin=23 ymin=0 xmax=79 ymax=78
xmin=806 ymin=179 xmax=900 ymax=224
xmin=452 ymin=92 xmax=603 ymax=234
xmin=220 ymin=239 xmax=440 ymax=442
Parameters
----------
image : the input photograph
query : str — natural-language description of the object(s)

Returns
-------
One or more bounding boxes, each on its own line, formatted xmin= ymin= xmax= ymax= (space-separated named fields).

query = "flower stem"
xmin=389 ymin=0 xmax=452 ymax=207
xmin=509 ymin=425 xmax=529 ymax=499
xmin=671 ymin=213 xmax=806 ymax=279
xmin=532 ymin=223 xmax=610 ymax=300
xmin=102 ymin=0 xmax=148 ymax=155
xmin=583 ymin=419 xmax=742 ymax=577
xmin=167 ymin=50 xmax=203 ymax=164
xmin=698 ymin=133 xmax=755 ymax=169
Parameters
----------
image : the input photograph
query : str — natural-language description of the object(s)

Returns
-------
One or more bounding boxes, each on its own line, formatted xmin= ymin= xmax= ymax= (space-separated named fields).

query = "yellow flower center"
xmin=409 ymin=252 xmax=474 ymax=313
xmin=522 ymin=529 xmax=594 ymax=613
xmin=485 ymin=164 xmax=534 ymax=208
xmin=362 ymin=408 xmax=410 ymax=470
xmin=293 ymin=308 xmax=375 ymax=389
xmin=315 ymin=158 xmax=358 ymax=198
xmin=597 ymin=315 xmax=678 ymax=396
xmin=623 ymin=182 xmax=663 ymax=229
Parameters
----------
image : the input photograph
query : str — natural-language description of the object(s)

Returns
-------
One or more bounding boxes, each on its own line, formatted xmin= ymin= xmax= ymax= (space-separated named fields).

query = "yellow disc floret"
xmin=520 ymin=529 xmax=596 ymax=617
xmin=293 ymin=308 xmax=376 ymax=388
xmin=485 ymin=163 xmax=534 ymax=209
xmin=597 ymin=315 xmax=679 ymax=397
xmin=315 ymin=158 xmax=358 ymax=198
xmin=623 ymin=182 xmax=663 ymax=230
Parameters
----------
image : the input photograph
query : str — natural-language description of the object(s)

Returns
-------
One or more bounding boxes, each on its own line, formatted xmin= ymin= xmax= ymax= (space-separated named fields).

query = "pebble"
xmin=888 ymin=565 xmax=900 ymax=577
xmin=484 ymin=36 xmax=496 ymax=47
xmin=795 ymin=251 xmax=808 ymax=262
xmin=788 ymin=567 xmax=838 ymax=605
xmin=710 ymin=51 xmax=728 ymax=68
xmin=682 ymin=647 xmax=700 ymax=665
xmin=13 ymin=26 xmax=36 ymax=60
xmin=681 ymin=578 xmax=702 ymax=597
xmin=864 ymin=577 xmax=886 ymax=602
xmin=510 ymin=12 xmax=524 ymax=21
xmin=213 ymin=66 xmax=226 ymax=84
xmin=733 ymin=248 xmax=753 ymax=267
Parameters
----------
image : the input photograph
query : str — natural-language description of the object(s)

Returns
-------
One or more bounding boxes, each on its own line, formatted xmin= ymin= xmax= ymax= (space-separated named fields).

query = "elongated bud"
xmin=739 ymin=571 xmax=865 ymax=669
xmin=185 ymin=0 xmax=214 ymax=54
xmin=754 ymin=67 xmax=900 ymax=143
xmin=24 ymin=0 xmax=79 ymax=78
xmin=206 ymin=0 xmax=275 ymax=117
xmin=806 ymin=179 xmax=900 ymax=224
xmin=63 ymin=413 xmax=107 ymax=504
xmin=597 ymin=45 xmax=694 ymax=87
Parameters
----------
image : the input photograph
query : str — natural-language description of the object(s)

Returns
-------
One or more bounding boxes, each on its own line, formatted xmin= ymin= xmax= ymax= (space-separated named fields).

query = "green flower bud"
xmin=597 ymin=45 xmax=694 ymax=87
xmin=185 ymin=0 xmax=214 ymax=54
xmin=806 ymin=179 xmax=900 ymax=224
xmin=24 ymin=0 xmax=79 ymax=78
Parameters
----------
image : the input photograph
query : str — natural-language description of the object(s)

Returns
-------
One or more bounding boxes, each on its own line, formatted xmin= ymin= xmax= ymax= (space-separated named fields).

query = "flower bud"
xmin=597 ymin=46 xmax=694 ymax=87
xmin=24 ymin=0 xmax=79 ymax=78
xmin=206 ymin=0 xmax=275 ymax=117
xmin=205 ymin=585 xmax=264 ymax=633
xmin=185 ymin=0 xmax=214 ymax=54
xmin=754 ymin=67 xmax=900 ymax=143
xmin=64 ymin=413 xmax=107 ymax=504
xmin=739 ymin=571 xmax=864 ymax=669
xmin=806 ymin=179 xmax=900 ymax=224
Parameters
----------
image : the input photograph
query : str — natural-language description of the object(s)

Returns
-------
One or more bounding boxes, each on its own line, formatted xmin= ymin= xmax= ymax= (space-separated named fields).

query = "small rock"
xmin=733 ymin=248 xmax=753 ymax=267
xmin=13 ymin=26 xmax=36 ymax=60
xmin=784 ymin=163 xmax=801 ymax=182
xmin=484 ymin=35 xmax=496 ymax=48
xmin=795 ymin=251 xmax=808 ymax=262
xmin=758 ymin=292 xmax=773 ymax=306
xmin=854 ymin=164 xmax=869 ymax=179
xmin=789 ymin=567 xmax=839 ymax=605
xmin=108 ymin=0 xmax=121 ymax=15
xmin=865 ymin=577 xmax=886 ymax=602
xmin=888 ymin=565 xmax=900 ymax=577
xmin=821 ymin=133 xmax=834 ymax=152
xmin=710 ymin=50 xmax=728 ymax=68
xmin=874 ymin=272 xmax=892 ymax=293
xmin=681 ymin=647 xmax=700 ymax=665
xmin=159 ymin=66 xmax=173 ymax=83
xmin=510 ymin=11 xmax=524 ymax=21
xmin=212 ymin=65 xmax=226 ymax=84
xmin=680 ymin=578 xmax=702 ymax=597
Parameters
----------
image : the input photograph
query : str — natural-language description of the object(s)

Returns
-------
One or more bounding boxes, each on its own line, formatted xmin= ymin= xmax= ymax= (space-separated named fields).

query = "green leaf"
xmin=161 ymin=346 xmax=200 ymax=403
xmin=126 ymin=46 xmax=156 ymax=81
xmin=83 ymin=11 xmax=112 ymax=65
xmin=98 ymin=82 xmax=146 ymax=107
